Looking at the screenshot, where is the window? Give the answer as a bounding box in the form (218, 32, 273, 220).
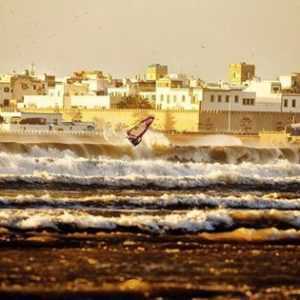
(21, 83, 28, 90)
(173, 95, 177, 102)
(152, 95, 156, 101)
(160, 94, 164, 101)
(242, 98, 255, 105)
(210, 95, 215, 102)
(218, 95, 222, 102)
(226, 95, 230, 103)
(284, 99, 288, 107)
(292, 99, 296, 108)
(3, 87, 10, 93)
(234, 95, 239, 103)
(192, 96, 196, 104)
(167, 95, 170, 103)
(33, 85, 36, 90)
(182, 95, 186, 102)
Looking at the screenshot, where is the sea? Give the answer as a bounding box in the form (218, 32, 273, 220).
(1, 131, 300, 299)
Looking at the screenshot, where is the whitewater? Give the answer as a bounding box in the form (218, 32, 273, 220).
(1, 132, 300, 241)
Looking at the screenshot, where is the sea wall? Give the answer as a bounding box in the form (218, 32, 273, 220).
(21, 108, 200, 132)
(20, 107, 300, 134)
(198, 111, 300, 134)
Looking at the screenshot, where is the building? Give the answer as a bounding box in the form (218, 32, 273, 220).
(107, 85, 137, 98)
(244, 80, 282, 112)
(156, 86, 202, 111)
(69, 95, 111, 109)
(229, 62, 255, 85)
(0, 76, 12, 107)
(20, 80, 65, 109)
(10, 72, 46, 104)
(201, 87, 256, 112)
(280, 73, 300, 93)
(157, 77, 184, 88)
(281, 93, 300, 113)
(146, 64, 168, 81)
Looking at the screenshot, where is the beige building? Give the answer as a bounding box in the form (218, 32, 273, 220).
(156, 87, 202, 111)
(280, 73, 300, 93)
(0, 76, 12, 107)
(146, 64, 168, 81)
(157, 77, 184, 88)
(229, 62, 255, 85)
(11, 73, 46, 105)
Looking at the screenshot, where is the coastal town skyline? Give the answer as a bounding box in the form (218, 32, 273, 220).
(1, 0, 300, 80)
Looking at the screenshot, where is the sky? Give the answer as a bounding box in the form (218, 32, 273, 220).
(0, 0, 300, 81)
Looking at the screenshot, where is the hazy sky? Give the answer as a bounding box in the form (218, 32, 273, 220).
(0, 0, 300, 80)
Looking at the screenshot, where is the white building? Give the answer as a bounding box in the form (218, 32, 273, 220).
(107, 85, 137, 97)
(82, 78, 109, 95)
(201, 88, 256, 112)
(279, 73, 300, 91)
(69, 95, 111, 109)
(139, 91, 156, 105)
(243, 80, 282, 112)
(201, 80, 300, 113)
(156, 87, 201, 110)
(281, 94, 300, 113)
(20, 81, 65, 109)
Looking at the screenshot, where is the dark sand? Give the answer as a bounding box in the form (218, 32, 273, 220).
(1, 232, 300, 299)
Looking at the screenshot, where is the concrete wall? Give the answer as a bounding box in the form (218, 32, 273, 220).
(21, 108, 199, 132)
(22, 95, 64, 108)
(70, 95, 111, 109)
(198, 111, 300, 134)
(20, 107, 300, 134)
(69, 109, 200, 132)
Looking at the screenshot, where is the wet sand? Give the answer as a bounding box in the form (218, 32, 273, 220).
(1, 232, 300, 299)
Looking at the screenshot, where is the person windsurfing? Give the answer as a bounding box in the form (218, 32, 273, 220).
(127, 116, 155, 146)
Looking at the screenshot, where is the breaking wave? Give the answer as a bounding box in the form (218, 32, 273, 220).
(0, 150, 299, 190)
(3, 192, 300, 210)
(0, 142, 299, 163)
(1, 138, 300, 243)
(2, 209, 300, 235)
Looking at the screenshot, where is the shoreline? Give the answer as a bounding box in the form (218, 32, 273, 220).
(0, 232, 300, 299)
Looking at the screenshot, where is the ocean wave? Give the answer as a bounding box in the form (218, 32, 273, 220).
(0, 149, 299, 180)
(0, 166, 300, 190)
(2, 209, 300, 234)
(199, 228, 300, 242)
(0, 142, 299, 164)
(2, 192, 300, 210)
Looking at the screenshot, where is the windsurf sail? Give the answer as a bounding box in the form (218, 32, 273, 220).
(127, 116, 155, 146)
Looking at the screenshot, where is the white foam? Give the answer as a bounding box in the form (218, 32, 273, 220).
(0, 209, 233, 233)
(2, 209, 300, 233)
(186, 134, 243, 146)
(4, 192, 300, 210)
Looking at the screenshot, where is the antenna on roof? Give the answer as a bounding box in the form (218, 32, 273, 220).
(31, 62, 36, 76)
